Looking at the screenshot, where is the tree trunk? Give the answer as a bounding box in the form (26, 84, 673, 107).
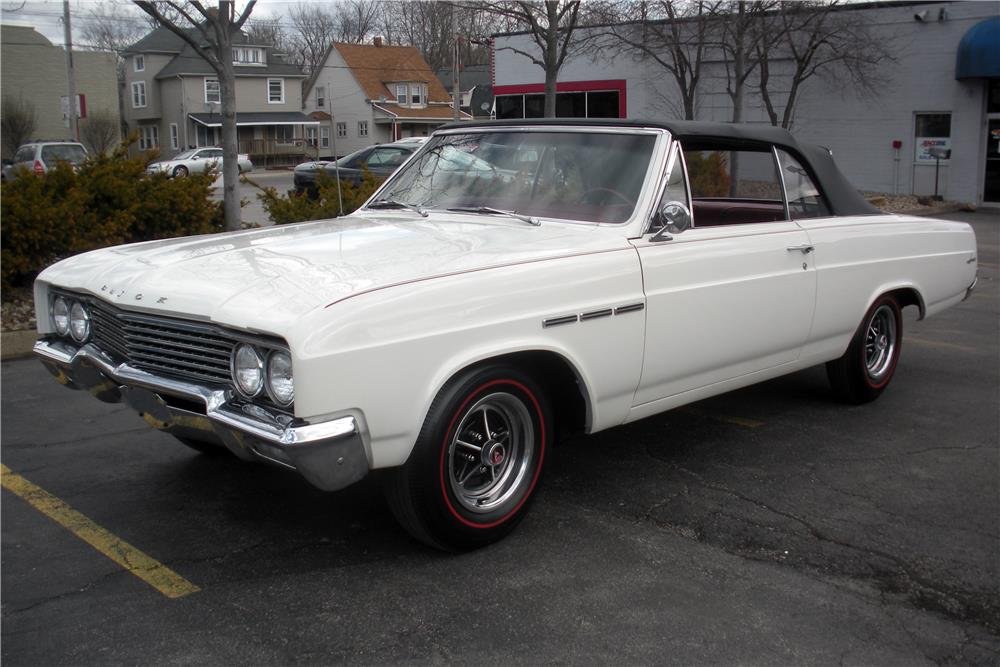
(220, 59, 242, 231)
(544, 0, 559, 118)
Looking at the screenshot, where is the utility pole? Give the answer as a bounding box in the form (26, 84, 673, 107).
(452, 2, 460, 121)
(63, 0, 79, 140)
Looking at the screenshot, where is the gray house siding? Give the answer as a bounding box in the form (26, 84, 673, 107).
(303, 47, 386, 157)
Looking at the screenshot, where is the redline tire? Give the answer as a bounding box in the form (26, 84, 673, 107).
(827, 294, 903, 404)
(382, 364, 551, 551)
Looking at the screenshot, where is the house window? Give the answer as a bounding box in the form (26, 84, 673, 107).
(204, 78, 221, 104)
(336, 122, 347, 138)
(274, 125, 293, 144)
(395, 83, 407, 104)
(268, 78, 284, 104)
(169, 123, 179, 150)
(320, 126, 330, 148)
(358, 120, 368, 137)
(306, 127, 317, 147)
(139, 125, 158, 150)
(134, 55, 144, 72)
(316, 86, 325, 108)
(410, 84, 423, 106)
(914, 113, 951, 162)
(233, 47, 264, 65)
(196, 124, 216, 147)
(131, 81, 146, 108)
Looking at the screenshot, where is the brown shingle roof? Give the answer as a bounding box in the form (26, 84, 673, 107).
(333, 42, 452, 104)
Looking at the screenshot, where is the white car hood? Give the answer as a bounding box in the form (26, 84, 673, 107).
(38, 213, 629, 335)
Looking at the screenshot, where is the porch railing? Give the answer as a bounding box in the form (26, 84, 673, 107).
(238, 138, 319, 169)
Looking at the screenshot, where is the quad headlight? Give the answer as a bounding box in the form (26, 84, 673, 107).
(232, 343, 265, 397)
(265, 350, 294, 406)
(50, 295, 90, 342)
(69, 301, 90, 342)
(231, 344, 294, 407)
(52, 296, 70, 336)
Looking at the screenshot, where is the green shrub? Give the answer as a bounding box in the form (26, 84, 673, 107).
(252, 169, 384, 225)
(1, 138, 223, 288)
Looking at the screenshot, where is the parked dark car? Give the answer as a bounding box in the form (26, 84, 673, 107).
(293, 143, 416, 195)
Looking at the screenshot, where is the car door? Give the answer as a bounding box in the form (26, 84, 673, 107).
(631, 141, 817, 408)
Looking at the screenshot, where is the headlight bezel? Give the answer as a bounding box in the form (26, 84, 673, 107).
(264, 349, 295, 407)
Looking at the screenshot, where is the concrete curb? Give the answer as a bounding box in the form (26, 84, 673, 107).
(1, 330, 37, 361)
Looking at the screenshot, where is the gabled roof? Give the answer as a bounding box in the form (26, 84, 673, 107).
(154, 41, 304, 78)
(372, 104, 472, 121)
(305, 42, 451, 104)
(125, 25, 192, 54)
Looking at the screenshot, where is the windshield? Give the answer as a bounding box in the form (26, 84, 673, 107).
(41, 144, 87, 164)
(379, 130, 657, 223)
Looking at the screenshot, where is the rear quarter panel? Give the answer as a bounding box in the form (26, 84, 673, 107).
(798, 214, 977, 363)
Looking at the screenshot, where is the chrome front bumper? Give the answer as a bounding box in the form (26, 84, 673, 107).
(34, 338, 370, 492)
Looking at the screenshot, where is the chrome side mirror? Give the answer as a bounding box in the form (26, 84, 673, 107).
(651, 201, 692, 242)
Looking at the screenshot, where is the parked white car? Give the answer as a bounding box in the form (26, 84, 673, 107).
(146, 147, 253, 178)
(33, 120, 978, 551)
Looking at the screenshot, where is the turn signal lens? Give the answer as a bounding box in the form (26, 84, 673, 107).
(232, 344, 264, 397)
(69, 301, 90, 342)
(53, 296, 70, 336)
(265, 350, 294, 406)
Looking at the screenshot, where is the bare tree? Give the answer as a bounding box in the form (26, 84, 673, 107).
(598, 1, 720, 120)
(287, 3, 338, 74)
(1, 96, 37, 158)
(79, 2, 149, 80)
(756, 1, 895, 129)
(246, 16, 287, 52)
(135, 0, 256, 231)
(80, 110, 121, 155)
(481, 1, 584, 118)
(333, 0, 381, 44)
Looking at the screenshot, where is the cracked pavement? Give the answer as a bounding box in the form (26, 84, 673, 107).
(2, 211, 998, 664)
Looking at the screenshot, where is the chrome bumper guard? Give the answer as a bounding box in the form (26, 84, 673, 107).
(34, 338, 369, 492)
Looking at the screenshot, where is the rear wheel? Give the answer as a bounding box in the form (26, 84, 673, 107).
(827, 294, 902, 404)
(382, 364, 551, 551)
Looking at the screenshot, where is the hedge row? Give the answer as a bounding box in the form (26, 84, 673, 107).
(1, 141, 224, 289)
(253, 170, 383, 225)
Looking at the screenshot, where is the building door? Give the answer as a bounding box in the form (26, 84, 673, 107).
(984, 81, 1000, 205)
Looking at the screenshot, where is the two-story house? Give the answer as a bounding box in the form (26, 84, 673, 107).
(302, 38, 470, 158)
(123, 26, 316, 165)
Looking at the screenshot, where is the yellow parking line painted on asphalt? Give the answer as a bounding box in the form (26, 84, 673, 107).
(0, 464, 200, 599)
(679, 407, 764, 429)
(906, 336, 977, 354)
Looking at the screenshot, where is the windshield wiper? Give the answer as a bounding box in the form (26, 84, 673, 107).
(367, 198, 428, 217)
(446, 206, 540, 226)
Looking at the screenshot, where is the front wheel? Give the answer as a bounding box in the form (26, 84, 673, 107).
(172, 165, 188, 178)
(382, 364, 552, 551)
(827, 294, 903, 404)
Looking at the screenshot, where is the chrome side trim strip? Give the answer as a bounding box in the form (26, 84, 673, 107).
(580, 308, 613, 321)
(543, 315, 579, 328)
(614, 303, 645, 315)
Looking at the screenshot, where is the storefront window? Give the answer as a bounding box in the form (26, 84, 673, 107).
(914, 113, 951, 162)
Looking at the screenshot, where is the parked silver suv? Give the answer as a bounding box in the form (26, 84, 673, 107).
(2, 141, 88, 181)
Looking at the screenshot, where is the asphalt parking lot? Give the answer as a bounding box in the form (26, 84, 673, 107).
(2, 211, 997, 665)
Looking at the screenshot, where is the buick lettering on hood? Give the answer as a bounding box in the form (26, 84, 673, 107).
(33, 120, 978, 551)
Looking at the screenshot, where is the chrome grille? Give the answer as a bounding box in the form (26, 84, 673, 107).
(87, 299, 235, 385)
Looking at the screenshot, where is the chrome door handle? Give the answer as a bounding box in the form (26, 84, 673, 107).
(787, 245, 814, 254)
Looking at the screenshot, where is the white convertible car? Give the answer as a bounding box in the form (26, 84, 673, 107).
(33, 120, 977, 551)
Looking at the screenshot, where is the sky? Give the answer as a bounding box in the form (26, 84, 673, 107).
(0, 0, 314, 47)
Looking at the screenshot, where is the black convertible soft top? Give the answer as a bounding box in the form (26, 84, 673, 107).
(436, 118, 879, 217)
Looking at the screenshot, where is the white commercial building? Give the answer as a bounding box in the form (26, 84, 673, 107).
(492, 2, 1000, 206)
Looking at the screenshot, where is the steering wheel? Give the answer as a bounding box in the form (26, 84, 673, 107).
(581, 187, 633, 207)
